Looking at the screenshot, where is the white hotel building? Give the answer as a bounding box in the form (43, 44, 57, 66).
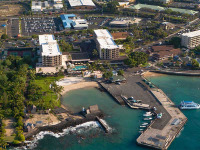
(181, 30, 200, 48)
(38, 34, 62, 67)
(94, 29, 119, 60)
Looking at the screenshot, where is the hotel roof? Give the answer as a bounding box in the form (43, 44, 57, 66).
(94, 29, 119, 49)
(182, 30, 200, 37)
(39, 34, 62, 56)
(68, 0, 95, 7)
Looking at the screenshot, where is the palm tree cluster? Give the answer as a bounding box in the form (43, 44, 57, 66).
(0, 56, 28, 144)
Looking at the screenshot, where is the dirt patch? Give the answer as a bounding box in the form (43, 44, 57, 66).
(24, 113, 60, 126)
(4, 119, 15, 137)
(0, 4, 25, 17)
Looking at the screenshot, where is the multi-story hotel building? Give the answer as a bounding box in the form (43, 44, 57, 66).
(181, 30, 200, 48)
(94, 29, 119, 60)
(39, 34, 62, 67)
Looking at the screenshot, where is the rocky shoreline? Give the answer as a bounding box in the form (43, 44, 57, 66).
(25, 112, 104, 141)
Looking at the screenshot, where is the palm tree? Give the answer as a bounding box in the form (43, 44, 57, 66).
(38, 68, 42, 73)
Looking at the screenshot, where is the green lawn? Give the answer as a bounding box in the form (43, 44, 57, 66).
(31, 76, 64, 108)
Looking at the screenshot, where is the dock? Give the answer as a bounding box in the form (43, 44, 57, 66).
(96, 116, 109, 133)
(137, 77, 187, 150)
(99, 82, 125, 105)
(98, 71, 187, 149)
(121, 95, 150, 109)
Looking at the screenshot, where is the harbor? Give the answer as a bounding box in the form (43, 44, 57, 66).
(99, 69, 187, 150)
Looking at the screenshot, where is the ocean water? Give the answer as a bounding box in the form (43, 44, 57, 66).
(147, 75, 200, 150)
(34, 88, 146, 150)
(33, 75, 200, 150)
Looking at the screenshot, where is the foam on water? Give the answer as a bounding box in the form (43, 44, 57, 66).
(14, 120, 112, 150)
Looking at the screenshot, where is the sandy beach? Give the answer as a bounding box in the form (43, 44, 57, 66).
(56, 77, 99, 95)
(143, 71, 165, 77)
(62, 81, 99, 95)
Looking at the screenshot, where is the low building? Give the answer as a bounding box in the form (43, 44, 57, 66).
(60, 14, 88, 29)
(130, 4, 198, 15)
(181, 30, 200, 48)
(151, 45, 181, 61)
(94, 29, 120, 60)
(31, 0, 63, 12)
(32, 1, 42, 12)
(110, 75, 126, 83)
(68, 0, 96, 9)
(24, 123, 35, 132)
(160, 0, 172, 4)
(38, 34, 62, 67)
(109, 18, 141, 27)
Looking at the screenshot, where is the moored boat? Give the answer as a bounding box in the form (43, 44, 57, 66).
(143, 112, 152, 117)
(142, 123, 148, 126)
(179, 101, 200, 109)
(144, 117, 152, 120)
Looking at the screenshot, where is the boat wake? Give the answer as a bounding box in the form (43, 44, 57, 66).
(14, 120, 112, 150)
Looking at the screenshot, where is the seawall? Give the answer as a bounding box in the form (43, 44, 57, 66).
(151, 70, 200, 76)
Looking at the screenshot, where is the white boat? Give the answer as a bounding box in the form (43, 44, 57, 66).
(142, 123, 148, 126)
(179, 101, 200, 109)
(143, 112, 152, 117)
(139, 129, 144, 131)
(144, 117, 152, 120)
(140, 126, 146, 128)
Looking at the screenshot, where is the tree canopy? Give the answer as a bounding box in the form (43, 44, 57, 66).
(124, 52, 149, 67)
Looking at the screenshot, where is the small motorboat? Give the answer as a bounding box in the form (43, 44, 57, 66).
(142, 123, 148, 126)
(139, 129, 144, 131)
(144, 117, 152, 120)
(140, 125, 146, 128)
(143, 112, 152, 117)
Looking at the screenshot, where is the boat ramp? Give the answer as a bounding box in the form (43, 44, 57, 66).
(121, 95, 150, 109)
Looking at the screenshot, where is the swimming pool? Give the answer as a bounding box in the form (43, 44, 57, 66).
(72, 65, 87, 71)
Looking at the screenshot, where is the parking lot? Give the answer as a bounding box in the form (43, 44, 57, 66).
(86, 17, 109, 29)
(21, 17, 61, 36)
(8, 18, 19, 37)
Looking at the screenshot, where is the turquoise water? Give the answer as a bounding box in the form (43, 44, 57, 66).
(147, 75, 200, 150)
(72, 65, 87, 71)
(35, 75, 200, 150)
(35, 88, 146, 150)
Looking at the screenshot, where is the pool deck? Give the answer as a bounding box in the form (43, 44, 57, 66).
(99, 71, 187, 149)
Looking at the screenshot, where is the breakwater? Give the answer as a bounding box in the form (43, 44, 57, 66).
(151, 70, 200, 76)
(25, 112, 104, 140)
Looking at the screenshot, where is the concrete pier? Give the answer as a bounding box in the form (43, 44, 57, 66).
(136, 77, 187, 150)
(98, 69, 187, 149)
(96, 116, 109, 133)
(99, 82, 125, 105)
